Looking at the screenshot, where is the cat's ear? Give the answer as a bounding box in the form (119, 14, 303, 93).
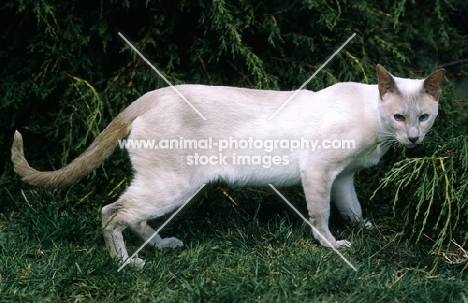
(376, 64, 396, 100)
(423, 69, 445, 101)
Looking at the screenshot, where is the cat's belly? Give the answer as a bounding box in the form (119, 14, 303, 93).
(210, 160, 303, 187)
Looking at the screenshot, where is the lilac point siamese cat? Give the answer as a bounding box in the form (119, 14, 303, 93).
(12, 65, 445, 268)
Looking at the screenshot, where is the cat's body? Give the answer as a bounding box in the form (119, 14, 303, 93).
(12, 65, 445, 268)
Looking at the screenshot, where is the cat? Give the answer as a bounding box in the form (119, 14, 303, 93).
(11, 65, 445, 268)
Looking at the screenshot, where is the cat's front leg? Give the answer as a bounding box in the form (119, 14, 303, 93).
(331, 171, 362, 223)
(331, 171, 372, 228)
(301, 168, 351, 248)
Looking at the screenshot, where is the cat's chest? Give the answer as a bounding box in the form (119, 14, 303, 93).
(344, 144, 389, 172)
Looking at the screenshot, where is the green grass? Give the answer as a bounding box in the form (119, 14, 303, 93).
(1, 185, 467, 302)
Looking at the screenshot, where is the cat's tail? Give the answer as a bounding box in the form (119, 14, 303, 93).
(11, 110, 135, 188)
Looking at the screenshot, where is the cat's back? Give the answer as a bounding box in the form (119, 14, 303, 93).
(130, 84, 317, 124)
(313, 82, 380, 121)
(127, 83, 379, 139)
(316, 82, 378, 104)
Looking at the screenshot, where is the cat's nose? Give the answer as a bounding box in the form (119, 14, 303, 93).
(408, 136, 419, 144)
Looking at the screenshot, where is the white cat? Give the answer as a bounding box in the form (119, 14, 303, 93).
(11, 65, 445, 268)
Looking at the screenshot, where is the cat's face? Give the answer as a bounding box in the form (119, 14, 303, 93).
(376, 65, 445, 147)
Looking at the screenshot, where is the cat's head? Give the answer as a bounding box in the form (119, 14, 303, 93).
(376, 64, 445, 147)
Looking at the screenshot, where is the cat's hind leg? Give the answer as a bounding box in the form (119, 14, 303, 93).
(102, 177, 198, 269)
(101, 199, 146, 269)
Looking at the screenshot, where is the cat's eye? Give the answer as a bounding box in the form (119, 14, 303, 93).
(394, 114, 405, 121)
(419, 114, 429, 122)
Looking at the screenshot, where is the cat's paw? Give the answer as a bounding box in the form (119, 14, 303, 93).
(131, 257, 146, 269)
(120, 257, 146, 270)
(364, 221, 373, 229)
(335, 240, 351, 248)
(155, 237, 184, 250)
(321, 239, 351, 248)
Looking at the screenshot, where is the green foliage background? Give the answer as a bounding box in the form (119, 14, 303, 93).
(1, 0, 468, 273)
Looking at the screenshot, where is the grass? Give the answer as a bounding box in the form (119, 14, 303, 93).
(1, 183, 467, 302)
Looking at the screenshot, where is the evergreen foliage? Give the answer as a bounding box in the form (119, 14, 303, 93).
(1, 0, 468, 275)
(372, 85, 468, 270)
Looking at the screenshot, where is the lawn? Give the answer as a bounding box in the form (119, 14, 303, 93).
(1, 183, 466, 302)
